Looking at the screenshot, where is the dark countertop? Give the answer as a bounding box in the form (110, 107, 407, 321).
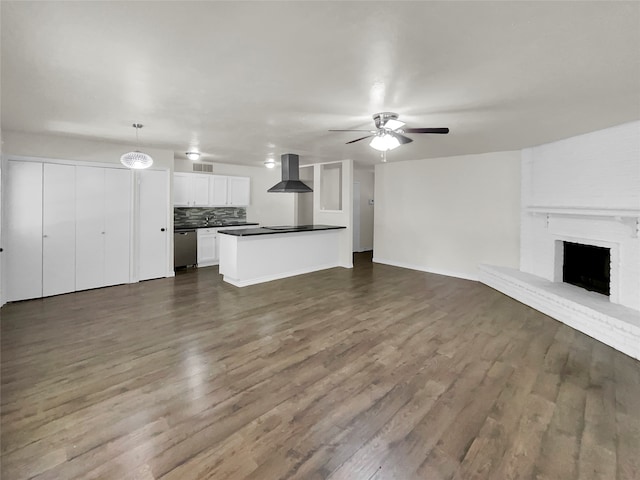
(218, 225, 346, 237)
(174, 222, 258, 233)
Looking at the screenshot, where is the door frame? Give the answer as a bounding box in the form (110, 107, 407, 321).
(353, 181, 361, 252)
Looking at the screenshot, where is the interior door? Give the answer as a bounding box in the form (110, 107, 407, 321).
(139, 169, 169, 280)
(76, 166, 105, 291)
(104, 168, 132, 286)
(6, 161, 43, 301)
(43, 163, 76, 297)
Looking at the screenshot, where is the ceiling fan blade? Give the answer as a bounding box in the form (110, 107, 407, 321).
(403, 127, 450, 134)
(388, 130, 413, 145)
(329, 129, 375, 132)
(346, 135, 374, 144)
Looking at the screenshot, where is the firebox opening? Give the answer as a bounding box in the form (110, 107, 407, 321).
(563, 242, 610, 296)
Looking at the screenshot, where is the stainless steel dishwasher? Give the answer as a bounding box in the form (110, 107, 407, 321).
(174, 229, 197, 268)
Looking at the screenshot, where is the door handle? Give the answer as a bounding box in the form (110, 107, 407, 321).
(161, 228, 166, 232)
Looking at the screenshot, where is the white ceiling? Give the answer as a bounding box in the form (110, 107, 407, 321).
(2, 1, 639, 168)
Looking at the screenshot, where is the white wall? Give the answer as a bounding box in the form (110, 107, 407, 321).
(2, 131, 174, 169)
(174, 159, 295, 226)
(354, 168, 375, 251)
(296, 166, 314, 225)
(374, 151, 521, 280)
(313, 159, 353, 268)
(521, 121, 640, 310)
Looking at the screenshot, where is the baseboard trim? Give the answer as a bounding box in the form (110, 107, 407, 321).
(223, 262, 342, 287)
(372, 257, 478, 281)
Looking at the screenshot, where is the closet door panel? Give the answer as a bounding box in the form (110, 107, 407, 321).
(104, 168, 132, 286)
(43, 163, 76, 297)
(6, 161, 43, 301)
(75, 166, 105, 291)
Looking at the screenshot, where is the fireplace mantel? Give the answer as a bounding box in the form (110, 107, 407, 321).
(525, 206, 640, 238)
(525, 206, 640, 218)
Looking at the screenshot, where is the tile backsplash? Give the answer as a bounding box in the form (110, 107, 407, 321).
(174, 207, 246, 228)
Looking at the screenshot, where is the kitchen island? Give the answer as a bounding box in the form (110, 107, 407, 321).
(218, 225, 346, 287)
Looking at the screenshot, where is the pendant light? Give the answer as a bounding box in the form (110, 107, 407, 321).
(120, 123, 153, 169)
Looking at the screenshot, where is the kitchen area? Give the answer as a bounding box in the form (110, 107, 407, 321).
(173, 154, 354, 286)
(1, 143, 355, 304)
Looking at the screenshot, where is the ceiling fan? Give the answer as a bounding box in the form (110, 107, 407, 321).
(329, 112, 449, 152)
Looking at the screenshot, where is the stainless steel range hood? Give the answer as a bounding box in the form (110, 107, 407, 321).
(267, 153, 313, 193)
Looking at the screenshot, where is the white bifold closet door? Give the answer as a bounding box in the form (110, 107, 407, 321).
(104, 168, 132, 286)
(76, 166, 131, 291)
(42, 163, 76, 297)
(76, 166, 105, 291)
(6, 161, 43, 301)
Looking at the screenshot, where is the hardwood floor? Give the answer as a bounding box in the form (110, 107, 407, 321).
(1, 253, 639, 480)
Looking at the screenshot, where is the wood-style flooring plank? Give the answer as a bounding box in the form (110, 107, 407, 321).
(1, 253, 638, 480)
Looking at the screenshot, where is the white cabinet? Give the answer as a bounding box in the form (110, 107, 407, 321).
(175, 173, 251, 207)
(228, 176, 251, 206)
(5, 161, 43, 301)
(173, 173, 191, 206)
(193, 176, 210, 206)
(173, 173, 211, 206)
(197, 228, 218, 267)
(43, 163, 76, 297)
(209, 175, 228, 206)
(76, 166, 131, 291)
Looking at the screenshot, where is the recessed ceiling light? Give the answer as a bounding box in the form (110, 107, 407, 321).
(264, 158, 276, 168)
(186, 151, 200, 161)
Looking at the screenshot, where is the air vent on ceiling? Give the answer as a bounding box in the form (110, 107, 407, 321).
(192, 163, 213, 173)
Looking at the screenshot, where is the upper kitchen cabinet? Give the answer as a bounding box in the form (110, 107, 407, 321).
(210, 175, 250, 206)
(174, 173, 251, 207)
(174, 173, 210, 207)
(209, 175, 228, 206)
(227, 176, 251, 206)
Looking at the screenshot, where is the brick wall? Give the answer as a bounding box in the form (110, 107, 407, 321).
(520, 121, 640, 310)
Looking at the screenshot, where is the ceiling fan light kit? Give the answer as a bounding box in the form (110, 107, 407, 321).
(120, 123, 154, 169)
(370, 133, 400, 151)
(329, 112, 449, 156)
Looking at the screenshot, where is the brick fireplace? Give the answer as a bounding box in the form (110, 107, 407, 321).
(480, 121, 640, 359)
